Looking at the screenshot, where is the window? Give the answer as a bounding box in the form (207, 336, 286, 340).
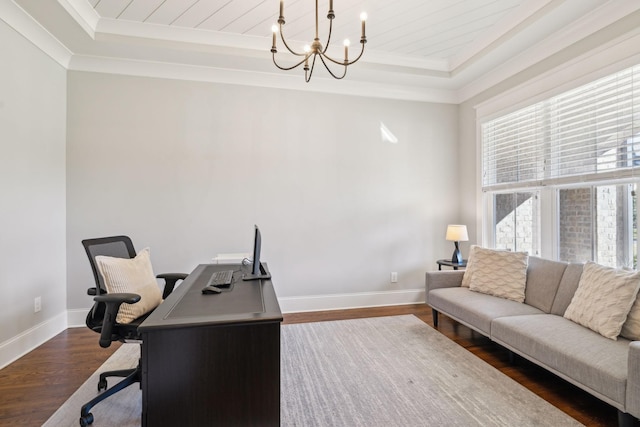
(493, 192, 539, 254)
(558, 184, 636, 268)
(481, 64, 640, 267)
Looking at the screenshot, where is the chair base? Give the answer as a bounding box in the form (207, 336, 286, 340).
(79, 361, 141, 426)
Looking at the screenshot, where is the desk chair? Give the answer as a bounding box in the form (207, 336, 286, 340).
(79, 236, 187, 427)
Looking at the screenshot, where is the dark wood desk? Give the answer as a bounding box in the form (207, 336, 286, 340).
(139, 263, 282, 427)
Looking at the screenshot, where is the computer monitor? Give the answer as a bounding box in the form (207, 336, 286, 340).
(243, 225, 271, 281)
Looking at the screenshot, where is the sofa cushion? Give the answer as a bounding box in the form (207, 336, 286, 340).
(524, 256, 568, 313)
(491, 314, 630, 408)
(550, 263, 584, 316)
(428, 287, 544, 336)
(564, 262, 640, 340)
(467, 247, 529, 303)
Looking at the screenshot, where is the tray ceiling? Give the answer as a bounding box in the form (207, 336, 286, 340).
(6, 0, 640, 102)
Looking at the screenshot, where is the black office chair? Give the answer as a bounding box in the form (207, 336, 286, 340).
(79, 236, 187, 427)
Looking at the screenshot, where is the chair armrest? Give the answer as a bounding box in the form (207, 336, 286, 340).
(425, 271, 464, 304)
(94, 293, 141, 305)
(627, 341, 640, 417)
(93, 293, 141, 348)
(157, 273, 188, 299)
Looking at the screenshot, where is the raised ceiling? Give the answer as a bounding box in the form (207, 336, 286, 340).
(5, 0, 640, 102)
(86, 0, 522, 61)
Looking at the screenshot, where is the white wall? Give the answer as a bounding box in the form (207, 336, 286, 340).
(66, 72, 459, 312)
(0, 20, 67, 365)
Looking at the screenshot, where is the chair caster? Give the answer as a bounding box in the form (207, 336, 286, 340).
(79, 412, 94, 426)
(97, 378, 107, 391)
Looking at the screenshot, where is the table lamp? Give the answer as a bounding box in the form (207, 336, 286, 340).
(446, 224, 468, 264)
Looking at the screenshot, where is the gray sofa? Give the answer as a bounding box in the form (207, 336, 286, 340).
(425, 256, 640, 426)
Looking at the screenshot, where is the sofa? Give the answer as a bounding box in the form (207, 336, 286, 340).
(425, 251, 640, 427)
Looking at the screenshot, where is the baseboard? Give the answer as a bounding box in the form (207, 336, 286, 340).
(278, 288, 426, 313)
(0, 311, 68, 370)
(67, 308, 90, 328)
(0, 291, 425, 369)
(67, 291, 427, 320)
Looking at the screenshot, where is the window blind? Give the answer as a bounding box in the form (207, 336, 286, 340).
(482, 64, 640, 190)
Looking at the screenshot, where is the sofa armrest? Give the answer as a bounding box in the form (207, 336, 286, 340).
(626, 341, 640, 417)
(425, 270, 464, 304)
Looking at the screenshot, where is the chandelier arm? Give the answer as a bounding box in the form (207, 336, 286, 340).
(279, 24, 306, 57)
(319, 38, 366, 67)
(305, 54, 318, 83)
(318, 54, 347, 80)
(319, 51, 348, 67)
(272, 53, 309, 71)
(344, 42, 366, 65)
(322, 17, 333, 55)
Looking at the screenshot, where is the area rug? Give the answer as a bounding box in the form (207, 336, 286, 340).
(44, 315, 582, 426)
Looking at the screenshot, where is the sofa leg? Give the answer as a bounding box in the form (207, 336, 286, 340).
(432, 309, 439, 327)
(618, 410, 640, 427)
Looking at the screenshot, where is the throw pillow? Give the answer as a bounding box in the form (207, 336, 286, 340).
(621, 297, 640, 340)
(564, 261, 640, 340)
(95, 247, 162, 324)
(467, 247, 528, 302)
(461, 245, 478, 287)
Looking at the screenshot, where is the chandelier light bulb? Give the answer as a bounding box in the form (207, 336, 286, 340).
(360, 12, 368, 21)
(343, 39, 350, 62)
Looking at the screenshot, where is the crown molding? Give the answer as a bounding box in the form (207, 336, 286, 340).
(56, 0, 98, 39)
(457, 1, 640, 103)
(7, 0, 640, 105)
(474, 31, 640, 120)
(68, 54, 458, 103)
(2, 0, 72, 68)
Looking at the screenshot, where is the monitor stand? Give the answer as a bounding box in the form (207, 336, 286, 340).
(242, 263, 271, 281)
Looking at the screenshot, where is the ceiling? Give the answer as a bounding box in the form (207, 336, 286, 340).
(5, 0, 640, 102)
(85, 0, 522, 61)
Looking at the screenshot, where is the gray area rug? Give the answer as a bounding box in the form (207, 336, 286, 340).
(44, 315, 582, 426)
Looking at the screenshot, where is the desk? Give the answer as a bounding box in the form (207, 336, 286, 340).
(139, 263, 282, 427)
(436, 259, 467, 270)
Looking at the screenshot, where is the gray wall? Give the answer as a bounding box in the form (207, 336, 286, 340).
(0, 20, 67, 345)
(66, 72, 459, 310)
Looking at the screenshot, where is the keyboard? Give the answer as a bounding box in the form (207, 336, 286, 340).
(209, 269, 234, 287)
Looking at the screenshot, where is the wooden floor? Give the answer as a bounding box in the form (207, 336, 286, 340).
(0, 304, 617, 426)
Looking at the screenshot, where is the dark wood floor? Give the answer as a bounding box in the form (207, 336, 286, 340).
(0, 304, 617, 426)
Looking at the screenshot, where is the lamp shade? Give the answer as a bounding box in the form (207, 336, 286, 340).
(446, 225, 468, 242)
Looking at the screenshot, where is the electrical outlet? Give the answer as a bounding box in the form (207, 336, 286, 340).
(391, 272, 398, 283)
(34, 296, 41, 313)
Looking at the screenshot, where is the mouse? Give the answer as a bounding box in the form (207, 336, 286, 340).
(202, 285, 222, 294)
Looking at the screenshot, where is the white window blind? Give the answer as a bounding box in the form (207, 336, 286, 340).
(482, 64, 640, 190)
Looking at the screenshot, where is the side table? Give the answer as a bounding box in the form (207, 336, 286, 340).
(436, 259, 467, 270)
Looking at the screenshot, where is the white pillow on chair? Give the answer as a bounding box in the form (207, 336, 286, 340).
(95, 247, 162, 324)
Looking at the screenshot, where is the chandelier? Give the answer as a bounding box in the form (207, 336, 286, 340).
(271, 0, 367, 82)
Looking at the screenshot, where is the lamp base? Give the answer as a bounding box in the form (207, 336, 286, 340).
(451, 241, 463, 264)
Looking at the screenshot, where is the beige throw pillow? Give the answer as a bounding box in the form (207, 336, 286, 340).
(621, 298, 640, 340)
(95, 247, 162, 324)
(564, 262, 640, 340)
(467, 247, 528, 302)
(461, 245, 478, 287)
